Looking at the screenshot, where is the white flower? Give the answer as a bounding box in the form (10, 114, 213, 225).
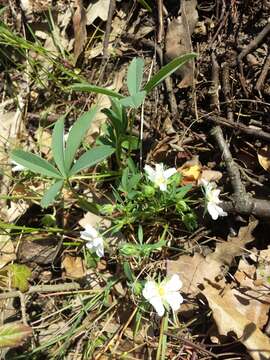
(144, 163, 177, 191)
(11, 160, 25, 172)
(201, 179, 227, 220)
(142, 274, 183, 316)
(80, 224, 104, 257)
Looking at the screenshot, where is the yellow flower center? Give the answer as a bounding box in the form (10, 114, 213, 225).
(158, 285, 165, 297)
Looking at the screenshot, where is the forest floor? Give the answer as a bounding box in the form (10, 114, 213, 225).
(0, 0, 270, 359)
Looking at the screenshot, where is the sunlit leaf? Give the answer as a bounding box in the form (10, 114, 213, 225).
(127, 58, 144, 96)
(68, 83, 123, 99)
(40, 180, 64, 208)
(69, 145, 115, 175)
(52, 116, 66, 177)
(9, 264, 32, 292)
(11, 150, 62, 179)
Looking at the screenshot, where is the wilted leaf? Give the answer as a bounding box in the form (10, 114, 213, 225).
(258, 145, 270, 172)
(164, 0, 198, 88)
(0, 235, 16, 270)
(167, 219, 258, 295)
(86, 0, 110, 24)
(9, 264, 32, 292)
(62, 255, 85, 279)
(203, 284, 270, 360)
(73, 0, 87, 64)
(178, 157, 201, 185)
(0, 323, 32, 348)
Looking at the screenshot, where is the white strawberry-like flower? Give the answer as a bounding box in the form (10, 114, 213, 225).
(201, 179, 227, 220)
(80, 224, 104, 257)
(144, 163, 177, 192)
(142, 274, 183, 316)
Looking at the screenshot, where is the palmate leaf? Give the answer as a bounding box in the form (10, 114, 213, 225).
(64, 106, 98, 172)
(69, 145, 115, 176)
(68, 83, 124, 99)
(0, 323, 32, 349)
(40, 180, 64, 208)
(52, 116, 66, 177)
(11, 149, 62, 179)
(127, 58, 145, 96)
(144, 53, 197, 93)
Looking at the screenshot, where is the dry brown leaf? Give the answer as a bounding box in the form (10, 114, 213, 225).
(258, 146, 270, 172)
(62, 255, 85, 279)
(0, 235, 16, 270)
(73, 0, 87, 64)
(165, 0, 198, 88)
(203, 284, 270, 360)
(178, 157, 202, 185)
(226, 260, 270, 329)
(199, 169, 223, 184)
(167, 219, 258, 295)
(86, 0, 110, 24)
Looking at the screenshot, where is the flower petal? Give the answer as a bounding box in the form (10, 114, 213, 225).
(165, 292, 183, 312)
(84, 224, 99, 237)
(155, 163, 164, 173)
(164, 168, 177, 179)
(144, 165, 156, 182)
(149, 295, 165, 316)
(207, 203, 220, 220)
(143, 281, 159, 300)
(159, 182, 167, 192)
(95, 242, 104, 257)
(80, 230, 92, 241)
(164, 274, 182, 292)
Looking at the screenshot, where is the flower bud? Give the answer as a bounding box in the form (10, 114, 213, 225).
(143, 185, 155, 197)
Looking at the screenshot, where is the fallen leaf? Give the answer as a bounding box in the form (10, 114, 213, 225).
(178, 157, 201, 185)
(258, 145, 270, 172)
(165, 0, 198, 88)
(62, 255, 85, 279)
(0, 235, 16, 270)
(86, 0, 110, 24)
(225, 260, 270, 329)
(167, 219, 258, 295)
(199, 169, 223, 184)
(9, 264, 32, 292)
(0, 322, 32, 348)
(73, 0, 87, 64)
(203, 284, 270, 360)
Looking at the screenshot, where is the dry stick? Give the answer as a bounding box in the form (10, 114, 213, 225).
(221, 62, 234, 122)
(0, 282, 81, 300)
(255, 52, 270, 91)
(201, 112, 270, 142)
(210, 54, 270, 217)
(238, 22, 270, 62)
(157, 0, 164, 43)
(102, 0, 116, 60)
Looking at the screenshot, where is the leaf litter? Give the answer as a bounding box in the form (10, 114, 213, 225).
(1, 1, 270, 359)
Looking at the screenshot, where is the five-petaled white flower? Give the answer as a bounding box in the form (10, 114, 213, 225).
(201, 179, 227, 220)
(144, 163, 177, 192)
(142, 274, 183, 317)
(80, 224, 104, 257)
(11, 160, 25, 172)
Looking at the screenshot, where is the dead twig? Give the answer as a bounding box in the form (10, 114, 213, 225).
(255, 52, 270, 92)
(157, 0, 164, 43)
(221, 62, 234, 122)
(238, 22, 270, 62)
(102, 0, 116, 60)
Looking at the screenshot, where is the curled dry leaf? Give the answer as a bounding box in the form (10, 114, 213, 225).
(62, 255, 85, 279)
(167, 219, 258, 295)
(203, 284, 270, 360)
(258, 145, 270, 172)
(165, 0, 198, 88)
(73, 0, 87, 64)
(0, 235, 16, 270)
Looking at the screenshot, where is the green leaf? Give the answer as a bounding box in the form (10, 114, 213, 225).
(119, 91, 146, 108)
(40, 180, 64, 208)
(9, 264, 32, 292)
(69, 145, 115, 175)
(52, 116, 66, 177)
(144, 53, 197, 93)
(11, 149, 62, 179)
(65, 107, 98, 172)
(127, 58, 144, 96)
(0, 323, 32, 348)
(68, 83, 124, 99)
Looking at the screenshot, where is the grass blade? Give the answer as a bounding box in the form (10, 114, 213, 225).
(52, 116, 66, 177)
(40, 180, 64, 208)
(11, 149, 62, 179)
(64, 106, 98, 172)
(144, 53, 197, 93)
(68, 83, 124, 99)
(127, 58, 144, 96)
(69, 145, 115, 175)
